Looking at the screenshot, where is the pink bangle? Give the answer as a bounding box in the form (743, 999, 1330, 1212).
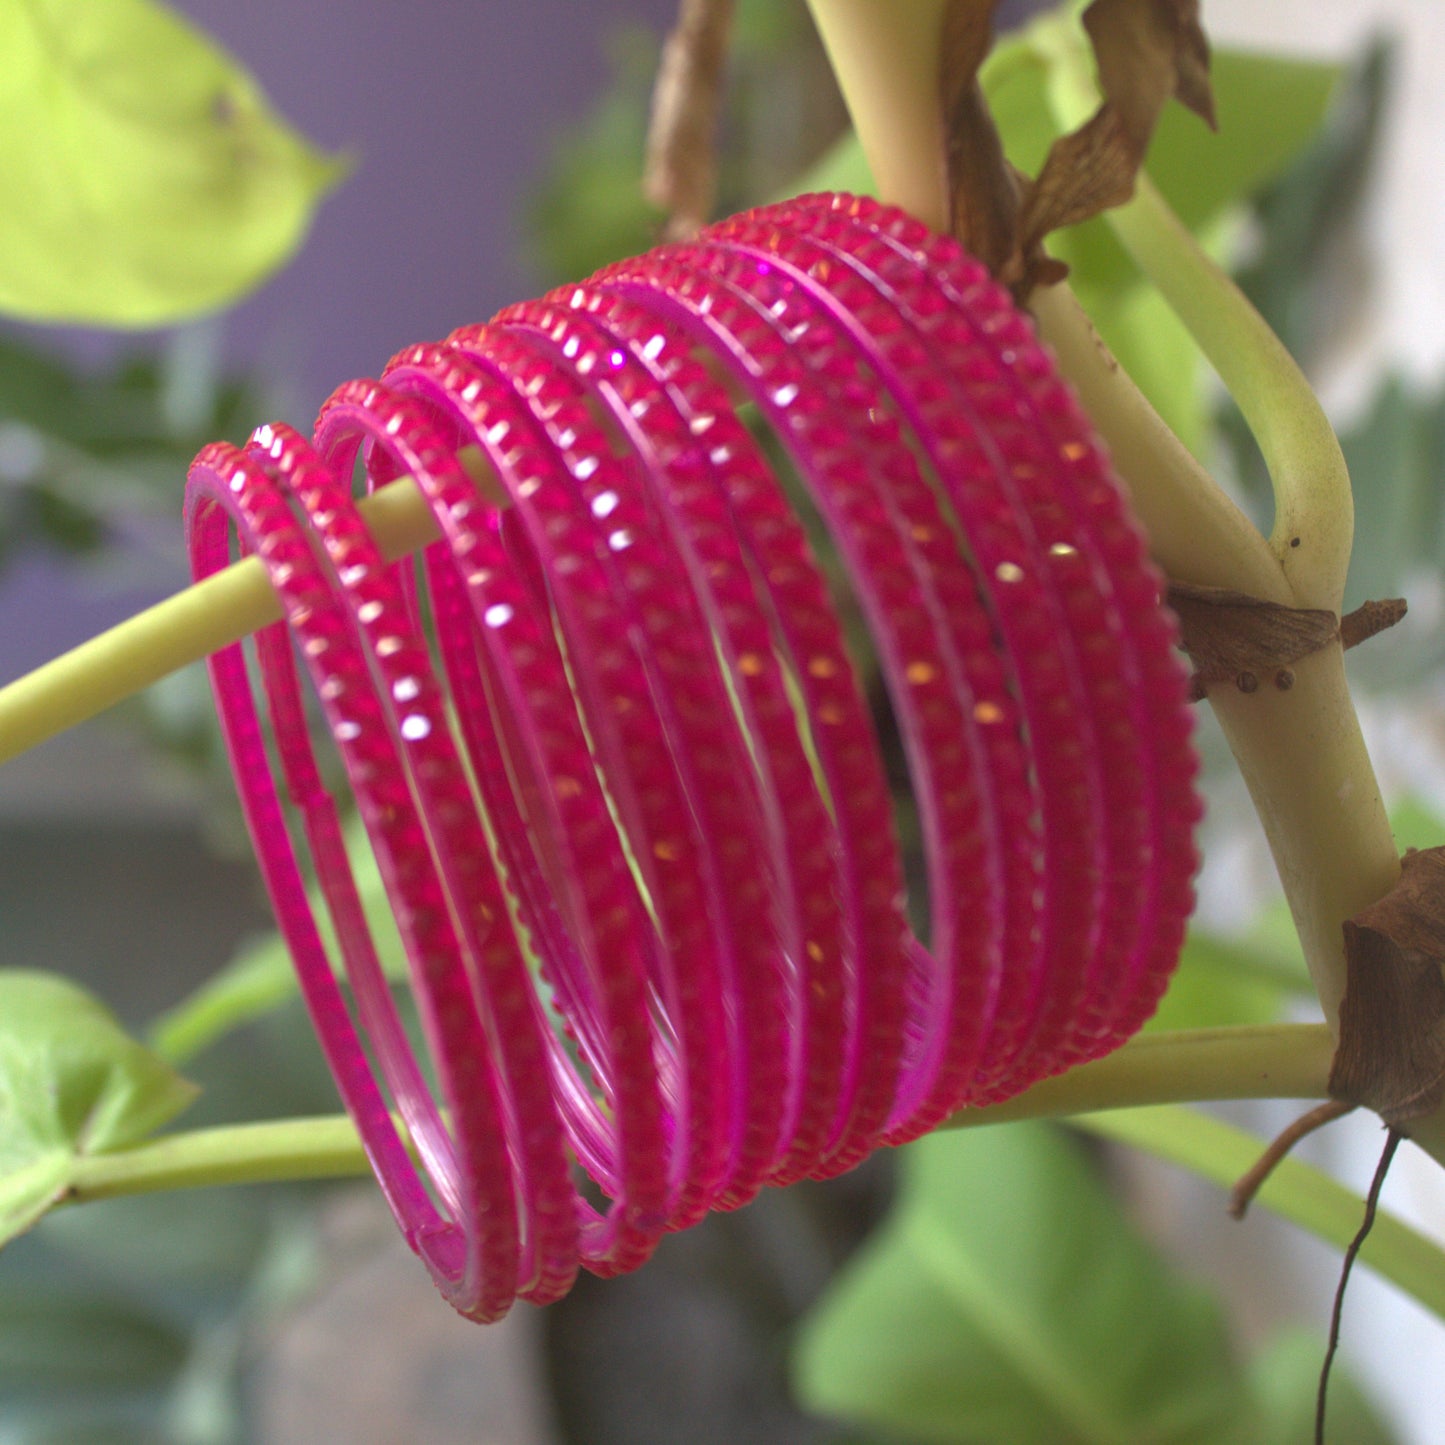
(187, 191, 1200, 1320)
(490, 293, 902, 1186)
(314, 381, 675, 1279)
(759, 195, 1198, 1074)
(583, 240, 1034, 1139)
(184, 442, 492, 1307)
(699, 197, 1186, 1102)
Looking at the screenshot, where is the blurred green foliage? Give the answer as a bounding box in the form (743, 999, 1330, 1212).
(795, 1125, 1396, 1445)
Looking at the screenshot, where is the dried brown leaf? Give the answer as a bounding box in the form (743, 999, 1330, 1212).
(940, 0, 1018, 278)
(1083, 0, 1214, 137)
(1340, 597, 1408, 651)
(1017, 0, 1216, 298)
(1021, 107, 1138, 240)
(1331, 847, 1445, 1126)
(1169, 587, 1407, 698)
(644, 0, 736, 241)
(1168, 582, 1339, 692)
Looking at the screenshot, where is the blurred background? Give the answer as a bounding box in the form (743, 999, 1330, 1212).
(3, 1, 1445, 1442)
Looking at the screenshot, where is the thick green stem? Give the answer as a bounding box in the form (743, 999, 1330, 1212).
(941, 1024, 1332, 1127)
(66, 1026, 1328, 1203)
(66, 1114, 372, 1202)
(805, 0, 951, 232)
(1207, 650, 1398, 1029)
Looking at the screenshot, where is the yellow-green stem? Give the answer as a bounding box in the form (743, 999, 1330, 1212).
(1036, 18, 1354, 611)
(1207, 650, 1398, 1029)
(66, 1114, 372, 1202)
(1028, 282, 1289, 600)
(1107, 175, 1353, 611)
(64, 1026, 1329, 1203)
(805, 0, 951, 232)
(0, 466, 452, 766)
(940, 1023, 1333, 1127)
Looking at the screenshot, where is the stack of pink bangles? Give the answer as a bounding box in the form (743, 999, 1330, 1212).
(185, 192, 1200, 1321)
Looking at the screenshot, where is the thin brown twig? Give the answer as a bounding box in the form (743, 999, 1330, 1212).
(1228, 1099, 1355, 1219)
(1316, 1127, 1402, 1444)
(1340, 596, 1408, 651)
(644, 0, 736, 240)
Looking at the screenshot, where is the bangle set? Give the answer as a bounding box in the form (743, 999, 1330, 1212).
(185, 192, 1200, 1321)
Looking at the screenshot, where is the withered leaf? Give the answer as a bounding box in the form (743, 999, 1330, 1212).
(1340, 597, 1408, 651)
(644, 0, 736, 241)
(940, 0, 1019, 279)
(1169, 586, 1407, 698)
(1016, 0, 1216, 288)
(1331, 847, 1445, 1126)
(938, 0, 1217, 299)
(1083, 0, 1215, 137)
(1021, 106, 1138, 237)
(1167, 581, 1339, 691)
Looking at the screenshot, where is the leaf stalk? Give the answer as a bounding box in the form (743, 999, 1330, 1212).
(69, 1025, 1331, 1202)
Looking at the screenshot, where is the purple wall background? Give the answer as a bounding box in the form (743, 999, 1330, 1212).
(0, 1, 676, 689)
(172, 0, 677, 406)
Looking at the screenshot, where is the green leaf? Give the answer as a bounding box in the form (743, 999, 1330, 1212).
(0, 0, 346, 327)
(1077, 1107, 1445, 1324)
(794, 1125, 1255, 1444)
(0, 971, 197, 1248)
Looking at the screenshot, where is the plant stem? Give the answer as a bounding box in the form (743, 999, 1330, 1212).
(1034, 19, 1353, 612)
(1028, 282, 1290, 600)
(1207, 651, 1398, 1029)
(940, 1023, 1333, 1128)
(65, 1025, 1330, 1202)
(66, 1114, 372, 1202)
(0, 465, 458, 766)
(805, 0, 951, 232)
(1107, 175, 1353, 611)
